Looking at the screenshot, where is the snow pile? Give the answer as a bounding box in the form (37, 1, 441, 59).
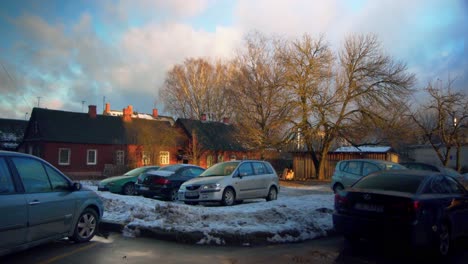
(84, 184, 335, 245)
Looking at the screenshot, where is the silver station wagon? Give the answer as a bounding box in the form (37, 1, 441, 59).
(0, 151, 104, 256)
(178, 160, 279, 206)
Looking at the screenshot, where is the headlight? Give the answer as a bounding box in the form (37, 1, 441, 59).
(202, 183, 221, 190)
(179, 185, 186, 191)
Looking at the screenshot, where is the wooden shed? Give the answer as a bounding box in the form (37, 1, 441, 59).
(291, 146, 399, 181)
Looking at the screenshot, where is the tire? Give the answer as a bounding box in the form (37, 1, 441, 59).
(70, 208, 99, 243)
(221, 188, 235, 206)
(166, 188, 179, 202)
(122, 183, 135, 195)
(333, 183, 344, 193)
(266, 186, 278, 201)
(437, 223, 451, 257)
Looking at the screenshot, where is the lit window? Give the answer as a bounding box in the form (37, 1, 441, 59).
(160, 151, 170, 165)
(217, 154, 224, 163)
(87, 149, 97, 165)
(58, 148, 70, 165)
(207, 155, 214, 167)
(116, 150, 125, 165)
(142, 151, 151, 166)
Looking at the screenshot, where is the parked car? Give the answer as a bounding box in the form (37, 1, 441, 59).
(333, 170, 468, 256)
(400, 162, 465, 186)
(135, 164, 205, 201)
(0, 151, 104, 257)
(330, 159, 407, 193)
(178, 160, 280, 206)
(98, 165, 160, 195)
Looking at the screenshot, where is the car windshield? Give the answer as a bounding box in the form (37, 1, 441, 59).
(353, 173, 424, 194)
(199, 161, 240, 177)
(124, 167, 152, 177)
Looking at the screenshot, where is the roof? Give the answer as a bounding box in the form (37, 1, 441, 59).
(0, 118, 28, 150)
(176, 118, 247, 152)
(334, 146, 393, 153)
(24, 107, 177, 145)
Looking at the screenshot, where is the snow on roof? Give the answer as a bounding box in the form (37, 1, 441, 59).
(334, 146, 392, 153)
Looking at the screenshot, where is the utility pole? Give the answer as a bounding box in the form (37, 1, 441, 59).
(37, 97, 41, 107)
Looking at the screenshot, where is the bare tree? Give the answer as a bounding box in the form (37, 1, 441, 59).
(159, 58, 233, 121)
(411, 79, 468, 170)
(228, 32, 291, 158)
(284, 34, 415, 180)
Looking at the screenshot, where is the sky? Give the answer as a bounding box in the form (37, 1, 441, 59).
(0, 0, 466, 120)
(83, 181, 335, 244)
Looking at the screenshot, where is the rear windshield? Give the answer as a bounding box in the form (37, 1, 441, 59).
(353, 173, 424, 194)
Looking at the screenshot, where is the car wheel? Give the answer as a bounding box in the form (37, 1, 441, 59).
(70, 208, 98, 243)
(333, 183, 344, 193)
(167, 188, 179, 202)
(437, 223, 451, 256)
(122, 183, 135, 195)
(221, 188, 235, 206)
(266, 186, 278, 201)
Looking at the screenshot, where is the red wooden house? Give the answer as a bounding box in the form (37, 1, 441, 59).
(19, 105, 184, 179)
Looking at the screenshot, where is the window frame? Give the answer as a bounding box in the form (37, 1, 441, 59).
(58, 148, 71, 165)
(159, 151, 170, 165)
(115, 150, 125, 165)
(86, 149, 97, 165)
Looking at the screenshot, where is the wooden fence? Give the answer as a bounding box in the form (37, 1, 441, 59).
(291, 152, 399, 181)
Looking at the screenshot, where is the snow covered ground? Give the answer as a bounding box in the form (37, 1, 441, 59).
(82, 182, 335, 245)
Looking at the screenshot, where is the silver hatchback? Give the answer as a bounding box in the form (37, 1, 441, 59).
(178, 160, 279, 206)
(0, 151, 104, 256)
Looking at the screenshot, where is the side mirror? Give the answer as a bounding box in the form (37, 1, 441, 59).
(72, 182, 82, 191)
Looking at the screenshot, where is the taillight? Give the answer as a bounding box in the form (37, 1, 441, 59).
(153, 177, 170, 185)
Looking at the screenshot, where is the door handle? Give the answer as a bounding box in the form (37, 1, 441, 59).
(29, 200, 41, 205)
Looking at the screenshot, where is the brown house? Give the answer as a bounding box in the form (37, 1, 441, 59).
(175, 118, 261, 168)
(19, 105, 184, 180)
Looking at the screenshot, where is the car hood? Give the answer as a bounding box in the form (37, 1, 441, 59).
(99, 175, 135, 184)
(183, 176, 226, 186)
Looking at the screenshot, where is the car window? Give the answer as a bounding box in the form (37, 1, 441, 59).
(190, 168, 204, 177)
(264, 162, 274, 174)
(252, 162, 266, 175)
(0, 158, 15, 194)
(342, 161, 361, 175)
(12, 157, 52, 193)
(362, 162, 380, 176)
(45, 165, 70, 191)
(238, 163, 254, 176)
(444, 176, 465, 194)
(429, 176, 450, 194)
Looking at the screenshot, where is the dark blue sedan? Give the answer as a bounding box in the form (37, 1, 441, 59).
(333, 170, 468, 257)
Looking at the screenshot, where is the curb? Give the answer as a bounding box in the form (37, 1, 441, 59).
(99, 220, 337, 246)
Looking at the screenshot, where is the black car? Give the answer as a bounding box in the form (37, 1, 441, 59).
(400, 162, 465, 186)
(135, 164, 205, 201)
(333, 170, 468, 257)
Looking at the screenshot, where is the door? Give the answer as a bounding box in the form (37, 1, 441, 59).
(251, 162, 270, 197)
(11, 157, 77, 242)
(0, 157, 28, 251)
(234, 162, 257, 199)
(341, 161, 363, 187)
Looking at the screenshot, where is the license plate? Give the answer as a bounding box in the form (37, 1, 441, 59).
(185, 191, 198, 197)
(354, 203, 384, 213)
(139, 186, 149, 191)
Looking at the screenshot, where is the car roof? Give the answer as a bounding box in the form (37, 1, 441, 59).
(373, 169, 442, 178)
(0, 150, 32, 158)
(339, 159, 398, 164)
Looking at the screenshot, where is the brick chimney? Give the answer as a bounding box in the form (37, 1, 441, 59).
(201, 113, 207, 121)
(223, 117, 230, 124)
(88, 105, 97, 118)
(104, 103, 110, 114)
(152, 108, 158, 118)
(122, 105, 133, 122)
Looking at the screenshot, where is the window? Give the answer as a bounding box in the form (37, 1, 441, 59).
(238, 163, 254, 176)
(12, 157, 52, 193)
(116, 150, 125, 165)
(217, 154, 224, 163)
(142, 151, 151, 166)
(45, 165, 70, 191)
(253, 162, 266, 175)
(159, 151, 170, 165)
(207, 155, 214, 167)
(87, 149, 97, 165)
(58, 148, 70, 165)
(0, 158, 15, 194)
(444, 176, 465, 194)
(362, 162, 380, 176)
(342, 161, 361, 175)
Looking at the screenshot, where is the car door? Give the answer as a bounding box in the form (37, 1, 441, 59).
(443, 176, 468, 236)
(11, 157, 77, 242)
(0, 157, 28, 251)
(252, 162, 270, 197)
(341, 161, 363, 187)
(234, 162, 257, 199)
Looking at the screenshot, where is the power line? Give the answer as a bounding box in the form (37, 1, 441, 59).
(1, 61, 32, 109)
